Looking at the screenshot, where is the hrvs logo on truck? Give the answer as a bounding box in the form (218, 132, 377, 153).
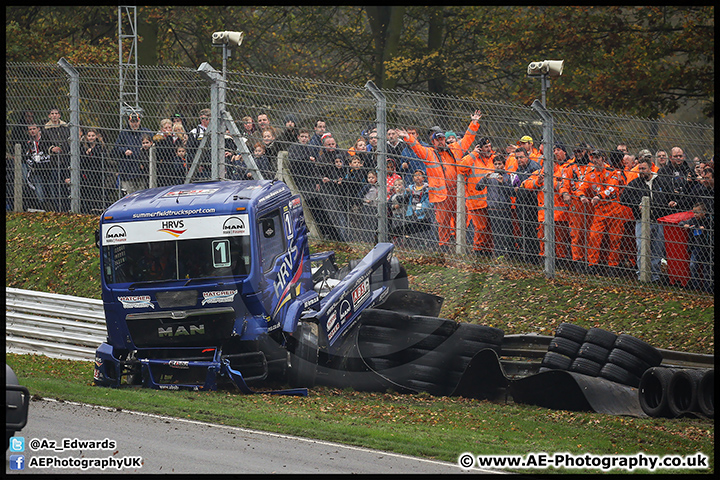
(158, 220, 186, 238)
(158, 324, 205, 337)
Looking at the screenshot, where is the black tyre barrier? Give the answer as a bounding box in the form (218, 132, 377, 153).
(697, 369, 714, 419)
(359, 308, 410, 329)
(410, 315, 458, 337)
(570, 357, 603, 377)
(554, 323, 588, 344)
(613, 334, 663, 368)
(606, 348, 652, 378)
(541, 351, 573, 371)
(639, 367, 679, 418)
(548, 336, 582, 357)
(584, 328, 618, 350)
(600, 362, 641, 388)
(455, 322, 504, 346)
(577, 342, 610, 364)
(667, 369, 707, 418)
(288, 323, 319, 388)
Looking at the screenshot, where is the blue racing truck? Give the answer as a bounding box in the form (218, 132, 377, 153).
(93, 180, 484, 395)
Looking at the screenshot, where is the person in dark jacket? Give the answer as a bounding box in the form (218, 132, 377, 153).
(678, 202, 713, 292)
(112, 112, 152, 195)
(478, 154, 518, 258)
(619, 157, 664, 282)
(511, 147, 542, 263)
(655, 146, 694, 215)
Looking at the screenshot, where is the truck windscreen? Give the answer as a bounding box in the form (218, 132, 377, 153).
(102, 236, 251, 284)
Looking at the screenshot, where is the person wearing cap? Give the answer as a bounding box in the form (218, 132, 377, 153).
(445, 131, 458, 146)
(519, 135, 543, 165)
(510, 147, 543, 263)
(457, 137, 495, 255)
(396, 110, 483, 250)
(575, 149, 626, 276)
(112, 111, 152, 195)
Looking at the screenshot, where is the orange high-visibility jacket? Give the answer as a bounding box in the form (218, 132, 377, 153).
(458, 150, 494, 210)
(575, 164, 625, 215)
(406, 120, 480, 203)
(520, 162, 572, 222)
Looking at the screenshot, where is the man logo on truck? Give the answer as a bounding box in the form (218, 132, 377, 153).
(105, 225, 127, 242)
(222, 216, 247, 234)
(158, 324, 205, 337)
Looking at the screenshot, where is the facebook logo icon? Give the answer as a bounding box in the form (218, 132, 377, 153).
(9, 455, 25, 470)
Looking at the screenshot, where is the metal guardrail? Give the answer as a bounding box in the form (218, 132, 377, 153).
(6, 288, 107, 361)
(501, 334, 714, 370)
(5, 288, 714, 369)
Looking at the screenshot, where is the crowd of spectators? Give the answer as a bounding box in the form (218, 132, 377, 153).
(7, 107, 714, 292)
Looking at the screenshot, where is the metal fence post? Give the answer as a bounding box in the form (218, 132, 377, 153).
(14, 144, 23, 212)
(532, 100, 555, 278)
(148, 145, 157, 189)
(58, 58, 80, 213)
(456, 175, 467, 255)
(365, 81, 388, 243)
(639, 196, 651, 283)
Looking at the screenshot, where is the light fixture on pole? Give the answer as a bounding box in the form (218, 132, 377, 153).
(527, 60, 564, 107)
(212, 31, 244, 81)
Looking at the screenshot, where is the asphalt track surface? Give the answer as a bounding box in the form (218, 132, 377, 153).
(6, 398, 499, 474)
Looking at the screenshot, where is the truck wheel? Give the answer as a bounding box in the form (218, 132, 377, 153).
(288, 323, 319, 388)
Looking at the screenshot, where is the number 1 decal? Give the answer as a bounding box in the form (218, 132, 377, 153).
(212, 239, 231, 267)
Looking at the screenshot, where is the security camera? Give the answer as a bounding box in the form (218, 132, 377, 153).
(212, 31, 244, 47)
(527, 60, 564, 77)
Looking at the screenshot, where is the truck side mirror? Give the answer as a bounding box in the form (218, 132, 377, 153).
(94, 229, 100, 248)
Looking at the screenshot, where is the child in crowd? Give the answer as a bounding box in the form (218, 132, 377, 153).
(404, 169, 435, 249)
(388, 178, 410, 245)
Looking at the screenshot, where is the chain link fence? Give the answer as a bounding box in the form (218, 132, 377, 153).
(5, 61, 714, 295)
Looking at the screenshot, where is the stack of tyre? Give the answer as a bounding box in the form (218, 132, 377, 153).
(639, 367, 714, 418)
(540, 323, 663, 388)
(357, 309, 503, 396)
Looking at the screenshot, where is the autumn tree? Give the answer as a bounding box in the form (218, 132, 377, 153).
(5, 6, 713, 118)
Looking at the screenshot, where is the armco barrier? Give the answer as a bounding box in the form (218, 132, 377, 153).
(5, 288, 714, 371)
(6, 288, 107, 361)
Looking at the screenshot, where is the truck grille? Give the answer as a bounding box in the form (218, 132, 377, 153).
(126, 307, 236, 348)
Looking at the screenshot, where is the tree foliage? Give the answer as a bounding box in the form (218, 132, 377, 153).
(5, 6, 713, 119)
